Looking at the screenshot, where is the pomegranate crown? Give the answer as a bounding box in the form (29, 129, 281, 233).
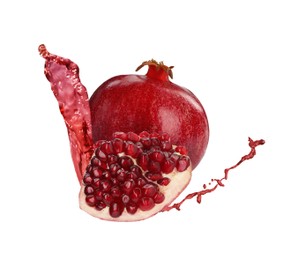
(136, 59, 174, 80)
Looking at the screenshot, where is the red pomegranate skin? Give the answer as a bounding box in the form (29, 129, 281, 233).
(90, 67, 209, 170)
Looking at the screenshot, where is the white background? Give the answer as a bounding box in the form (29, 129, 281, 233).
(1, 0, 290, 259)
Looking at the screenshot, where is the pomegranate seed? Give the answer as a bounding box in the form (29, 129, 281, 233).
(91, 167, 103, 178)
(145, 172, 163, 181)
(102, 193, 114, 206)
(127, 132, 140, 142)
(91, 157, 107, 169)
(124, 141, 139, 158)
(119, 156, 134, 170)
(116, 169, 127, 182)
(163, 151, 171, 158)
(137, 153, 149, 171)
(107, 154, 118, 165)
(121, 194, 130, 204)
(90, 156, 99, 166)
(150, 137, 160, 146)
(92, 178, 101, 188)
(112, 138, 124, 153)
(149, 150, 165, 162)
(100, 180, 111, 192)
(153, 192, 165, 204)
(161, 140, 172, 151)
(142, 183, 158, 197)
(135, 141, 143, 148)
(109, 202, 124, 218)
(83, 173, 93, 184)
(140, 137, 152, 148)
(94, 189, 103, 200)
(86, 164, 93, 173)
(137, 177, 147, 187)
(111, 178, 118, 185)
(175, 146, 188, 155)
(170, 153, 180, 163)
(84, 185, 95, 195)
(148, 160, 161, 173)
(148, 146, 161, 152)
(102, 170, 111, 180)
(111, 186, 122, 198)
(130, 187, 142, 202)
(139, 131, 150, 138)
(95, 147, 107, 161)
(122, 179, 136, 194)
(109, 163, 121, 176)
(136, 147, 143, 157)
(157, 177, 171, 186)
(100, 141, 114, 155)
(126, 202, 138, 214)
(85, 195, 97, 207)
(126, 171, 139, 180)
(130, 165, 142, 176)
(176, 155, 190, 172)
(95, 200, 106, 211)
(139, 197, 155, 211)
(161, 158, 175, 174)
(113, 132, 127, 140)
(95, 140, 106, 147)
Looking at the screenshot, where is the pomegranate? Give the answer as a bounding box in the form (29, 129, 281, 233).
(90, 59, 209, 170)
(38, 45, 264, 221)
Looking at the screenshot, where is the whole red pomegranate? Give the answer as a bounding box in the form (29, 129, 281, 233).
(90, 60, 209, 171)
(39, 45, 264, 222)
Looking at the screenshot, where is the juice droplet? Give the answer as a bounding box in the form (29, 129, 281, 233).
(39, 44, 93, 184)
(162, 138, 265, 211)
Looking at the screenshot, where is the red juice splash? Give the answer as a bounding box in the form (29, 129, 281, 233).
(38, 44, 93, 184)
(163, 138, 265, 211)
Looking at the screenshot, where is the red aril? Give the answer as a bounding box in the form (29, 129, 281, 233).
(39, 45, 264, 221)
(79, 130, 192, 221)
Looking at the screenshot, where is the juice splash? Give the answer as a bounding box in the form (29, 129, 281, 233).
(39, 44, 93, 183)
(163, 138, 265, 211)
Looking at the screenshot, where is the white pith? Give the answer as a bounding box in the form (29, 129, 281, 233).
(79, 151, 192, 221)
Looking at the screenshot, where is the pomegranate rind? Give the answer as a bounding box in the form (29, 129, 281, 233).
(90, 74, 209, 171)
(79, 166, 192, 221)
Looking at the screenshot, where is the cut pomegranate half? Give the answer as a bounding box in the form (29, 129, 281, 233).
(78, 131, 192, 221)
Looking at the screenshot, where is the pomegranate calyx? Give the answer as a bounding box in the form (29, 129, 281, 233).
(136, 59, 174, 81)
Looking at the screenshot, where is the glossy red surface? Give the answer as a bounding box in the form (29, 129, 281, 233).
(90, 69, 209, 170)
